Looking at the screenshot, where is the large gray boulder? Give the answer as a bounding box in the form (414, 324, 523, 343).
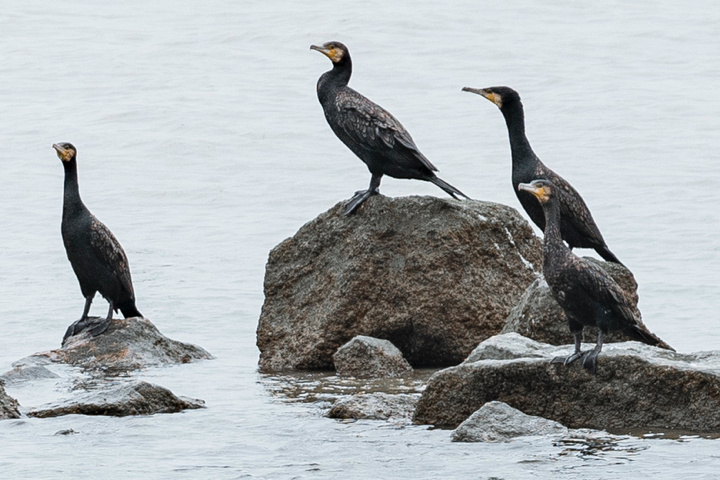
(257, 196, 542, 371)
(414, 333, 720, 433)
(0, 382, 20, 419)
(502, 260, 671, 349)
(27, 381, 204, 418)
(451, 401, 568, 442)
(333, 336, 412, 378)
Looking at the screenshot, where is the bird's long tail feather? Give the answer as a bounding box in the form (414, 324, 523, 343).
(119, 303, 143, 319)
(596, 245, 624, 266)
(429, 176, 471, 200)
(627, 324, 674, 351)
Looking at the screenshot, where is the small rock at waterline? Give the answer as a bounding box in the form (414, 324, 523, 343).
(328, 393, 420, 422)
(333, 336, 412, 378)
(452, 401, 568, 442)
(0, 382, 21, 419)
(28, 381, 205, 418)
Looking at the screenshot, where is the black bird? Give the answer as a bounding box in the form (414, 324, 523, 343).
(53, 143, 142, 343)
(311, 41, 469, 215)
(463, 86, 622, 264)
(518, 179, 672, 373)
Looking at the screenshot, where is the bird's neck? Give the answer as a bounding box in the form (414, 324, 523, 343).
(542, 198, 568, 259)
(317, 56, 352, 103)
(62, 160, 86, 218)
(502, 102, 537, 172)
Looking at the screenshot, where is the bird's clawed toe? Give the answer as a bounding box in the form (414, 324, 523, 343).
(62, 316, 111, 345)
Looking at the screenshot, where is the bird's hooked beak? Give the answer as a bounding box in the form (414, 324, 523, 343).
(53, 143, 72, 162)
(310, 44, 342, 63)
(518, 182, 548, 202)
(462, 87, 502, 108)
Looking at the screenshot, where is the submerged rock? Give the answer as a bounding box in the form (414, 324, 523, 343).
(452, 401, 568, 442)
(333, 336, 412, 378)
(414, 333, 720, 433)
(502, 260, 671, 349)
(328, 392, 420, 422)
(0, 356, 59, 384)
(27, 316, 212, 372)
(27, 381, 205, 418)
(0, 382, 21, 419)
(257, 196, 541, 371)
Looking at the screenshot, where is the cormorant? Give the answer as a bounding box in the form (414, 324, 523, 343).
(53, 143, 142, 343)
(518, 179, 672, 373)
(462, 86, 622, 265)
(311, 41, 469, 215)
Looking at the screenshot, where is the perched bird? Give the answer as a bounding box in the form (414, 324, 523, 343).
(463, 86, 622, 265)
(518, 179, 672, 373)
(311, 41, 469, 215)
(53, 143, 142, 343)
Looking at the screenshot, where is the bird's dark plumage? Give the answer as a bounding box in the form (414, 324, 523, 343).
(518, 179, 672, 373)
(53, 143, 142, 344)
(312, 41, 468, 215)
(463, 86, 622, 265)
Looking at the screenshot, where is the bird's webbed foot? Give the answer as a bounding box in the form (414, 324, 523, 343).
(63, 317, 95, 344)
(87, 316, 112, 337)
(551, 351, 585, 366)
(352, 187, 380, 197)
(551, 331, 603, 374)
(344, 188, 379, 215)
(550, 331, 586, 367)
(579, 349, 600, 374)
(62, 316, 111, 344)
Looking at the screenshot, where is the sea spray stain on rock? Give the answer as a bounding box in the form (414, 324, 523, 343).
(257, 196, 542, 371)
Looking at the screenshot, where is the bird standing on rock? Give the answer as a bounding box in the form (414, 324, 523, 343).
(518, 179, 672, 373)
(311, 41, 469, 215)
(463, 85, 622, 265)
(53, 142, 143, 344)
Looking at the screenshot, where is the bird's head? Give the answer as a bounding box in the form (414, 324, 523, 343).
(462, 85, 521, 111)
(52, 143, 77, 163)
(517, 179, 555, 204)
(310, 41, 349, 64)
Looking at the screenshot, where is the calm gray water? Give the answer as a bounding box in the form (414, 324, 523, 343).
(1, 1, 719, 478)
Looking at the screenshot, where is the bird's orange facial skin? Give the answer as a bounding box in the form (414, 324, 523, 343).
(327, 48, 341, 62)
(311, 44, 344, 63)
(53, 144, 73, 163)
(533, 185, 550, 203)
(482, 91, 503, 109)
(518, 182, 550, 203)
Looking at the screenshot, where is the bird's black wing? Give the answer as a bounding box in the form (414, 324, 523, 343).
(333, 89, 438, 172)
(538, 165, 606, 244)
(89, 217, 135, 297)
(574, 258, 637, 324)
